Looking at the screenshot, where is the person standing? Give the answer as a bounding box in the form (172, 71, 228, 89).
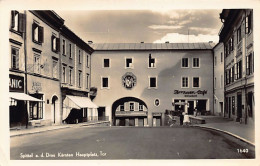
(179, 111, 184, 125)
(183, 113, 190, 125)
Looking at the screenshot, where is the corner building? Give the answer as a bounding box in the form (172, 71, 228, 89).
(219, 9, 254, 125)
(90, 43, 214, 127)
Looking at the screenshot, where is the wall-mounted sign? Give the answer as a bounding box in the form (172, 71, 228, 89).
(9, 74, 24, 92)
(154, 98, 160, 107)
(174, 90, 207, 97)
(32, 82, 42, 92)
(122, 72, 137, 89)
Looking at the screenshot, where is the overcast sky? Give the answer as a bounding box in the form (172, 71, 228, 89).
(56, 10, 223, 44)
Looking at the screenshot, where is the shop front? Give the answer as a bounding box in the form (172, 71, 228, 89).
(9, 74, 43, 128)
(172, 89, 211, 115)
(62, 95, 98, 124)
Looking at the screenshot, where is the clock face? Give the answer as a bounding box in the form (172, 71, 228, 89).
(122, 72, 137, 89)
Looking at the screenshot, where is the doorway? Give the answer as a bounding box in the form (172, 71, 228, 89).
(51, 95, 58, 124)
(237, 93, 242, 121)
(219, 102, 223, 116)
(98, 107, 106, 121)
(188, 101, 194, 115)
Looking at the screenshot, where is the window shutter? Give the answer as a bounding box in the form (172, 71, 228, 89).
(234, 63, 237, 80)
(38, 26, 44, 43)
(246, 55, 249, 75)
(32, 23, 36, 41)
(134, 102, 139, 111)
(18, 13, 26, 33)
(51, 35, 54, 51)
(11, 11, 15, 28)
(56, 38, 60, 53)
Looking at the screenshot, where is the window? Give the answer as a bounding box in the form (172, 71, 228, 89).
(246, 11, 252, 34)
(11, 47, 19, 69)
(221, 75, 223, 88)
(32, 23, 44, 44)
(51, 35, 60, 53)
(29, 94, 43, 120)
(62, 65, 66, 83)
(232, 96, 235, 115)
(230, 66, 234, 83)
(69, 67, 73, 85)
(237, 26, 241, 44)
(224, 44, 228, 57)
(69, 44, 72, 58)
(214, 56, 217, 66)
(225, 70, 230, 85)
(78, 70, 82, 87)
(34, 54, 40, 74)
(120, 105, 124, 111)
(102, 77, 109, 88)
(182, 58, 188, 68)
(139, 104, 143, 111)
(103, 58, 110, 68)
(86, 74, 89, 89)
(86, 55, 89, 67)
(130, 103, 134, 111)
(126, 58, 133, 68)
(221, 52, 223, 63)
(193, 77, 199, 88)
(246, 53, 254, 75)
(236, 60, 242, 79)
(229, 37, 234, 52)
(182, 77, 188, 88)
(83, 108, 88, 118)
(149, 77, 157, 88)
(52, 60, 58, 78)
(62, 39, 66, 55)
(78, 50, 81, 64)
(214, 77, 216, 89)
(193, 58, 199, 68)
(10, 11, 25, 33)
(148, 54, 155, 68)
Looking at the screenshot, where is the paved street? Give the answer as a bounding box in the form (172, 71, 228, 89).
(10, 126, 255, 160)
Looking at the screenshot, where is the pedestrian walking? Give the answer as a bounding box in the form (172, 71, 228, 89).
(194, 107, 198, 117)
(183, 113, 190, 125)
(179, 111, 184, 125)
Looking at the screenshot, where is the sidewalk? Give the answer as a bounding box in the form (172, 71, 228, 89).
(191, 116, 255, 146)
(10, 121, 110, 137)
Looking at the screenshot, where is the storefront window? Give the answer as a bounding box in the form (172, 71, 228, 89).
(29, 94, 43, 120)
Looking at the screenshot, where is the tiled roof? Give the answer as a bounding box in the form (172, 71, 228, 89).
(90, 42, 215, 51)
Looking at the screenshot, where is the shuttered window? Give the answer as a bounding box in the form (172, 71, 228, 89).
(10, 11, 26, 33)
(51, 35, 60, 53)
(32, 22, 44, 44)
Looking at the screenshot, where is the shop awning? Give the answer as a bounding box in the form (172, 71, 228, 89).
(9, 92, 43, 102)
(65, 95, 98, 109)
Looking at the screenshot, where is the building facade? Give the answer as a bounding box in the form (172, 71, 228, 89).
(219, 9, 254, 125)
(90, 43, 214, 127)
(9, 10, 97, 128)
(213, 42, 225, 116)
(60, 26, 97, 124)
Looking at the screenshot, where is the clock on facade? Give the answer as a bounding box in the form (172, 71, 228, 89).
(122, 72, 137, 89)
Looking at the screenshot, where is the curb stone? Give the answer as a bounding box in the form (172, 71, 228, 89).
(192, 125, 255, 146)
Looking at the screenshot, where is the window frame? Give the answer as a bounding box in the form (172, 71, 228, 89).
(181, 58, 189, 68)
(192, 58, 200, 68)
(129, 102, 134, 111)
(78, 70, 82, 88)
(125, 57, 133, 69)
(11, 46, 19, 70)
(86, 73, 89, 89)
(33, 54, 41, 74)
(148, 76, 157, 89)
(103, 58, 110, 68)
(148, 54, 156, 68)
(62, 39, 66, 55)
(32, 22, 44, 44)
(78, 49, 81, 64)
(52, 59, 58, 79)
(181, 76, 189, 88)
(101, 76, 109, 89)
(62, 64, 67, 83)
(69, 67, 73, 85)
(192, 77, 200, 88)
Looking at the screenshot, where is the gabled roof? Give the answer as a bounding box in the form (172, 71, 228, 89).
(90, 42, 215, 51)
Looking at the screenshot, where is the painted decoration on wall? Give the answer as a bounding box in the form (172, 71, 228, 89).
(122, 72, 137, 89)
